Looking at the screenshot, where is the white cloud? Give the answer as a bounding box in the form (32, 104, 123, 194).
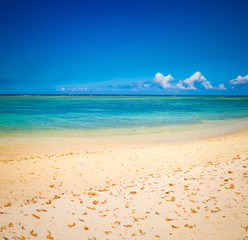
(217, 83, 226, 90)
(56, 87, 65, 92)
(176, 71, 206, 90)
(202, 80, 214, 89)
(78, 88, 88, 91)
(56, 87, 88, 92)
(201, 81, 226, 90)
(153, 72, 174, 89)
(230, 74, 248, 85)
(154, 71, 226, 91)
(176, 81, 187, 90)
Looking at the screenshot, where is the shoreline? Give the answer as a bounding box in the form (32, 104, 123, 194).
(1, 119, 248, 160)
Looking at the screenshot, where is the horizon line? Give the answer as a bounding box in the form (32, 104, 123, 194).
(0, 94, 248, 97)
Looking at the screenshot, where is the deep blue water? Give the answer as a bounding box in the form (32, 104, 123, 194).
(0, 96, 248, 135)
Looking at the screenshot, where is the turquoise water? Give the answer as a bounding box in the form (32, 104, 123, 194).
(0, 96, 248, 136)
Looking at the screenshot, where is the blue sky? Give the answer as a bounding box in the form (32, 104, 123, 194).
(0, 0, 248, 95)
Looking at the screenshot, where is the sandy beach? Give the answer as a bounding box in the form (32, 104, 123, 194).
(0, 132, 248, 240)
(1, 0, 248, 237)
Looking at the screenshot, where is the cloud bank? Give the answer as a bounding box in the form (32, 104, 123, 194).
(56, 71, 232, 93)
(153, 71, 226, 90)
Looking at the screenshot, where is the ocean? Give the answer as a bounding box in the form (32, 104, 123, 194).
(0, 95, 248, 138)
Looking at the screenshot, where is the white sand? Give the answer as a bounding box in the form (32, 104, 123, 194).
(0, 133, 248, 239)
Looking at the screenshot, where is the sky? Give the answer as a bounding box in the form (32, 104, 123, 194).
(0, 0, 248, 95)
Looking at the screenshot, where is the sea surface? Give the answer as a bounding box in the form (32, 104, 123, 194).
(0, 95, 248, 138)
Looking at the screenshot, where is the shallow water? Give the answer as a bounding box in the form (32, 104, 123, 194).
(0, 95, 248, 138)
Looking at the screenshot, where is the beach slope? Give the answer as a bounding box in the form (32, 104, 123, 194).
(0, 134, 248, 239)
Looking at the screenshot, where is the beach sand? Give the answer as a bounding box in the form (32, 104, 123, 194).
(0, 133, 248, 239)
